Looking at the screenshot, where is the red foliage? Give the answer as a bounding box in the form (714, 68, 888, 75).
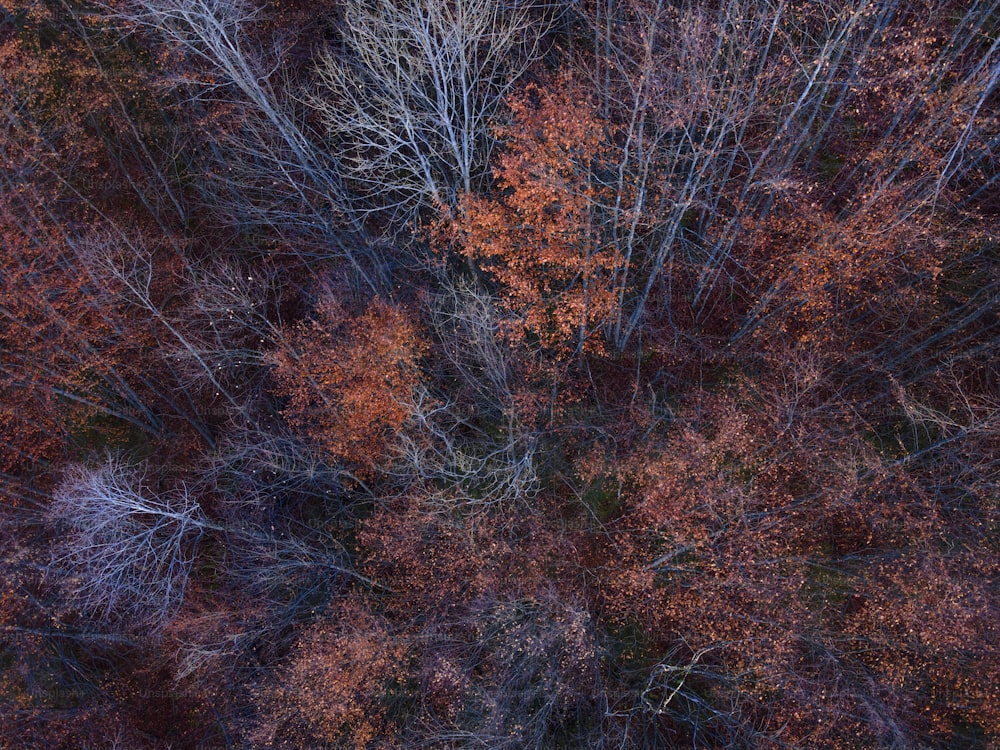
(455, 76, 625, 357)
(252, 599, 409, 749)
(272, 297, 426, 478)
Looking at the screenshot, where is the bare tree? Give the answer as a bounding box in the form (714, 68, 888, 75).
(577, 0, 884, 349)
(174, 257, 294, 418)
(562, 0, 998, 352)
(75, 231, 252, 439)
(112, 0, 384, 288)
(420, 594, 605, 749)
(204, 427, 350, 525)
(49, 445, 378, 638)
(431, 276, 519, 416)
(393, 278, 539, 512)
(49, 455, 219, 632)
(312, 0, 546, 226)
(397, 386, 539, 513)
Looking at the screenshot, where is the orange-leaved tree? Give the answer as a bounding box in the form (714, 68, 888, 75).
(250, 598, 409, 749)
(271, 297, 425, 479)
(455, 76, 626, 357)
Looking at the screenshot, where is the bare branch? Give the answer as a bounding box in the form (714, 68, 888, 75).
(312, 0, 546, 226)
(49, 455, 218, 632)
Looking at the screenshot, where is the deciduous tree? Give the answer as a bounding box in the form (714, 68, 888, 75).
(312, 0, 546, 227)
(456, 77, 625, 357)
(272, 297, 426, 479)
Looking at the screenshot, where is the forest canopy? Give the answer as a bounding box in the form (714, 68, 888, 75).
(1, 0, 998, 747)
